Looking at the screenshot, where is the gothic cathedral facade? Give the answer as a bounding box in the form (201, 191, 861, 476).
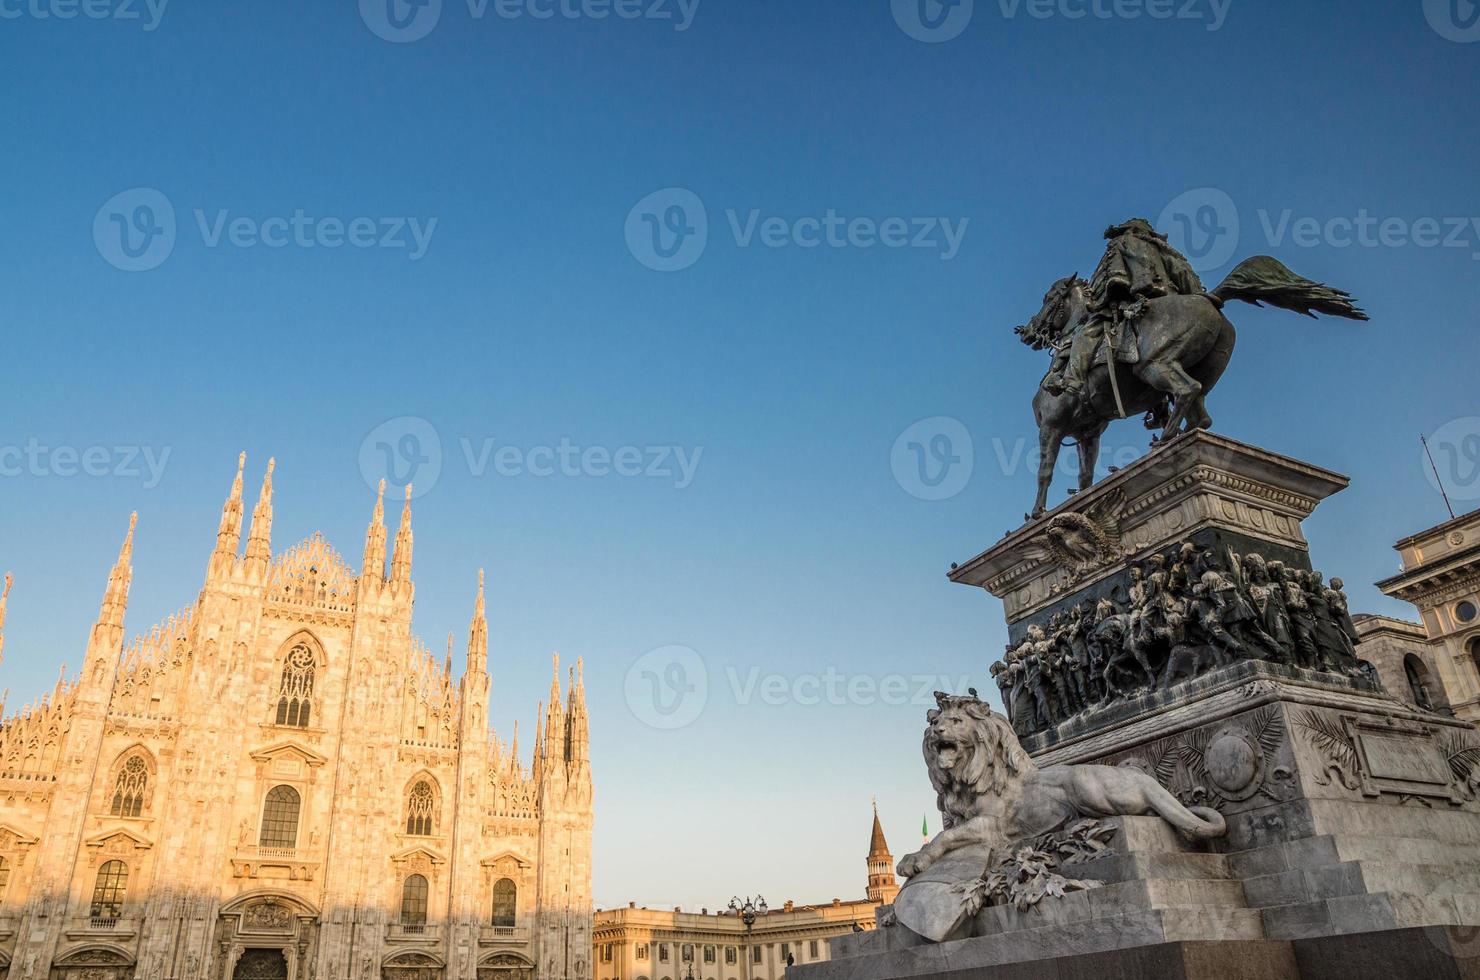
(0, 456, 594, 980)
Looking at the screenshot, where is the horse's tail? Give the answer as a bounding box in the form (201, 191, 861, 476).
(1140, 778, 1228, 840)
(1210, 255, 1368, 321)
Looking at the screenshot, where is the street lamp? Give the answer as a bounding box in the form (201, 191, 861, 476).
(727, 896, 767, 933)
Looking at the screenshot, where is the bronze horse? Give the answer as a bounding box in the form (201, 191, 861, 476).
(1018, 255, 1367, 517)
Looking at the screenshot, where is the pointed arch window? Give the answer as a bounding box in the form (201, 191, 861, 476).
(259, 785, 301, 849)
(401, 874, 429, 925)
(492, 877, 517, 927)
(110, 755, 149, 817)
(90, 860, 128, 918)
(275, 644, 316, 728)
(406, 780, 437, 836)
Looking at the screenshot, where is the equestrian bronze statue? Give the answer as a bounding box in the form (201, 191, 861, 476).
(1016, 218, 1368, 518)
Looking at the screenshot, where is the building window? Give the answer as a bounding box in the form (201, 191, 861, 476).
(259, 785, 301, 848)
(724, 948, 736, 965)
(637, 944, 649, 961)
(602, 945, 614, 963)
(809, 941, 819, 958)
(490, 877, 517, 926)
(109, 755, 149, 817)
(780, 944, 790, 961)
(275, 644, 316, 727)
(0, 857, 9, 905)
(658, 945, 669, 963)
(406, 780, 437, 836)
(90, 860, 128, 918)
(1405, 654, 1435, 710)
(682, 945, 693, 962)
(1458, 600, 1477, 623)
(401, 874, 429, 924)
(752, 947, 762, 964)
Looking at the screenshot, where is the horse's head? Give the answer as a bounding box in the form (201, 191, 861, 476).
(1015, 273, 1084, 349)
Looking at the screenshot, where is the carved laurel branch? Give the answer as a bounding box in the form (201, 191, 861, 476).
(1293, 709, 1360, 791)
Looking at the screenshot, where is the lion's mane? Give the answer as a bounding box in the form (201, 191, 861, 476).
(923, 698, 1037, 827)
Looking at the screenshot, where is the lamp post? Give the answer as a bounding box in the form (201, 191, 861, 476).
(728, 896, 766, 980)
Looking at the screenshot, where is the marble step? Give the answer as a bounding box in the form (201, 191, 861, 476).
(975, 876, 1248, 937)
(1261, 890, 1480, 940)
(854, 908, 1268, 978)
(1231, 832, 1480, 880)
(1244, 858, 1480, 909)
(1065, 848, 1234, 885)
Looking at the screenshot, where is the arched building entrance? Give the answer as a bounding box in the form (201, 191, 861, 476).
(479, 952, 535, 980)
(233, 948, 290, 979)
(382, 950, 445, 979)
(215, 891, 319, 980)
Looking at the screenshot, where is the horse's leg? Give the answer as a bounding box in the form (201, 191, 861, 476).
(1033, 423, 1063, 517)
(1138, 361, 1203, 440)
(1075, 427, 1103, 493)
(1188, 318, 1236, 431)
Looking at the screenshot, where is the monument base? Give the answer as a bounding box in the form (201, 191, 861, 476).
(805, 434, 1480, 980)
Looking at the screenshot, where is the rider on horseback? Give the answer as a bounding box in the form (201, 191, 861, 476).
(1045, 218, 1204, 396)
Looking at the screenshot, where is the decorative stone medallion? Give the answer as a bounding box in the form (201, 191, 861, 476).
(1204, 726, 1265, 801)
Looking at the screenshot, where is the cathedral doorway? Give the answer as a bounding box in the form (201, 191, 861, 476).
(478, 952, 535, 980)
(233, 948, 289, 980)
(382, 951, 445, 980)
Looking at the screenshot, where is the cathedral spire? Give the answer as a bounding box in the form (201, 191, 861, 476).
(468, 569, 488, 675)
(390, 484, 413, 584)
(0, 572, 13, 667)
(243, 458, 275, 569)
(210, 452, 246, 575)
(98, 513, 137, 630)
(565, 657, 588, 764)
(363, 478, 388, 580)
(544, 653, 566, 760)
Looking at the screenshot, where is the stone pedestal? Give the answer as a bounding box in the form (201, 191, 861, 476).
(795, 433, 1480, 980)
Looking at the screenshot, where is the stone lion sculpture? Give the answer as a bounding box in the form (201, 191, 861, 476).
(893, 691, 1225, 941)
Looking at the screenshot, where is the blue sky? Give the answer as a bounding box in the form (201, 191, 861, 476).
(2, 0, 1479, 910)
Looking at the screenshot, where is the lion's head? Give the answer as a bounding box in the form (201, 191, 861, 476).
(923, 692, 1036, 804)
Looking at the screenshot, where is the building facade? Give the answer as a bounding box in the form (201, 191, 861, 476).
(0, 456, 593, 980)
(592, 809, 897, 980)
(1355, 507, 1480, 724)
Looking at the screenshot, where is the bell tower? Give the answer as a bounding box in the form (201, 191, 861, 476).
(866, 800, 899, 905)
